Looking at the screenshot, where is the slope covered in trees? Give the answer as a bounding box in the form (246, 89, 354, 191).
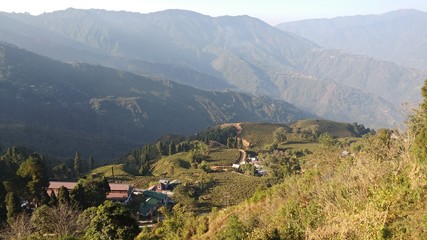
(0, 9, 424, 127)
(0, 43, 312, 161)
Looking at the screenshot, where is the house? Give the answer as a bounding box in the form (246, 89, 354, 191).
(139, 190, 173, 219)
(47, 181, 77, 196)
(47, 181, 133, 203)
(108, 183, 133, 204)
(139, 197, 160, 218)
(232, 164, 240, 169)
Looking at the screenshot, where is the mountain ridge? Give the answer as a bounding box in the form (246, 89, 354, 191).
(0, 42, 312, 160)
(0, 9, 425, 127)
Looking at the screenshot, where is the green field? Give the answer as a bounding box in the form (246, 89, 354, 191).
(240, 122, 287, 147)
(206, 149, 240, 166)
(89, 164, 134, 180)
(198, 172, 270, 209)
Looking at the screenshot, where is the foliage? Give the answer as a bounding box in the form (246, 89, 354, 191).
(413, 79, 427, 161)
(206, 149, 240, 166)
(30, 204, 82, 238)
(317, 132, 336, 147)
(218, 215, 247, 240)
(5, 191, 21, 224)
(82, 200, 139, 240)
(273, 127, 288, 144)
(16, 154, 49, 204)
(151, 204, 204, 240)
(58, 186, 72, 206)
(74, 152, 82, 177)
(70, 177, 110, 209)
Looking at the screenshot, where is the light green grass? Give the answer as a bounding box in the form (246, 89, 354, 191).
(89, 164, 134, 181)
(199, 172, 270, 209)
(207, 149, 240, 166)
(240, 122, 288, 147)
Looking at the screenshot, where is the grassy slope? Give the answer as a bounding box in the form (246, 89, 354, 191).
(239, 122, 286, 147)
(200, 135, 427, 239)
(290, 119, 358, 138)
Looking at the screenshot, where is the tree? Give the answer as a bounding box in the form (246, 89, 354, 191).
(219, 215, 247, 240)
(57, 186, 71, 205)
(88, 155, 94, 171)
(82, 200, 139, 240)
(413, 79, 427, 161)
(0, 182, 7, 223)
(5, 192, 21, 224)
(16, 154, 49, 205)
(168, 141, 176, 156)
(31, 204, 82, 239)
(318, 132, 336, 147)
(273, 127, 288, 144)
(49, 191, 58, 206)
(74, 152, 82, 177)
(71, 177, 110, 209)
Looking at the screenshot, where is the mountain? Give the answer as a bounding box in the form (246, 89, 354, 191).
(0, 43, 312, 160)
(0, 9, 425, 127)
(277, 9, 427, 71)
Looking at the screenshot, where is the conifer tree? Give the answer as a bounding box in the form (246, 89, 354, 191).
(413, 80, 427, 161)
(49, 191, 58, 206)
(0, 183, 7, 223)
(74, 152, 81, 177)
(57, 186, 71, 205)
(5, 192, 20, 224)
(88, 155, 94, 171)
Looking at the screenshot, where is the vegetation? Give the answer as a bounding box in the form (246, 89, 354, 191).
(0, 82, 422, 239)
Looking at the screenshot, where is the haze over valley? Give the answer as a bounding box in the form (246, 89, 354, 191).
(2, 2, 427, 239)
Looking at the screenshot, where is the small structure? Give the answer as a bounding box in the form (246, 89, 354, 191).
(108, 183, 133, 203)
(157, 179, 170, 191)
(139, 190, 172, 219)
(47, 181, 77, 196)
(139, 197, 161, 218)
(47, 181, 133, 203)
(232, 164, 240, 169)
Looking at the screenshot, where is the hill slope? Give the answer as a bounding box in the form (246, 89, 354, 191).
(277, 9, 427, 71)
(1, 9, 424, 127)
(0, 43, 312, 160)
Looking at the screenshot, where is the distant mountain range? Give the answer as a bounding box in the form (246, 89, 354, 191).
(0, 43, 312, 160)
(1, 9, 424, 128)
(277, 9, 427, 71)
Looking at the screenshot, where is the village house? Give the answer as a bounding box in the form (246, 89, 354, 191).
(47, 181, 133, 204)
(138, 190, 172, 219)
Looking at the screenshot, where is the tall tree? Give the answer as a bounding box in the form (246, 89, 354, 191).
(413, 80, 427, 161)
(82, 200, 139, 240)
(5, 192, 20, 224)
(0, 183, 7, 223)
(88, 155, 94, 171)
(74, 152, 82, 177)
(49, 191, 58, 206)
(16, 154, 49, 205)
(70, 177, 110, 210)
(57, 186, 71, 206)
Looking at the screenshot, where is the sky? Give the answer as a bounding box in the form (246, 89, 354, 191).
(2, 0, 427, 25)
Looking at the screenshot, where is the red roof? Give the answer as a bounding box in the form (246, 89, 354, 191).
(48, 181, 131, 192)
(107, 192, 128, 200)
(48, 181, 77, 190)
(109, 183, 131, 192)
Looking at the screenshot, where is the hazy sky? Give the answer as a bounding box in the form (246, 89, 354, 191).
(2, 0, 427, 25)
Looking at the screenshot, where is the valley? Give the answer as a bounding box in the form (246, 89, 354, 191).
(0, 5, 427, 240)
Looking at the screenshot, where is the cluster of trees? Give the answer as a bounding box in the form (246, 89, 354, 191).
(0, 147, 139, 239)
(122, 126, 238, 175)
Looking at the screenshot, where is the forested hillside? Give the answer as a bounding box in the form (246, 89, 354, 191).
(1, 9, 424, 127)
(0, 43, 311, 160)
